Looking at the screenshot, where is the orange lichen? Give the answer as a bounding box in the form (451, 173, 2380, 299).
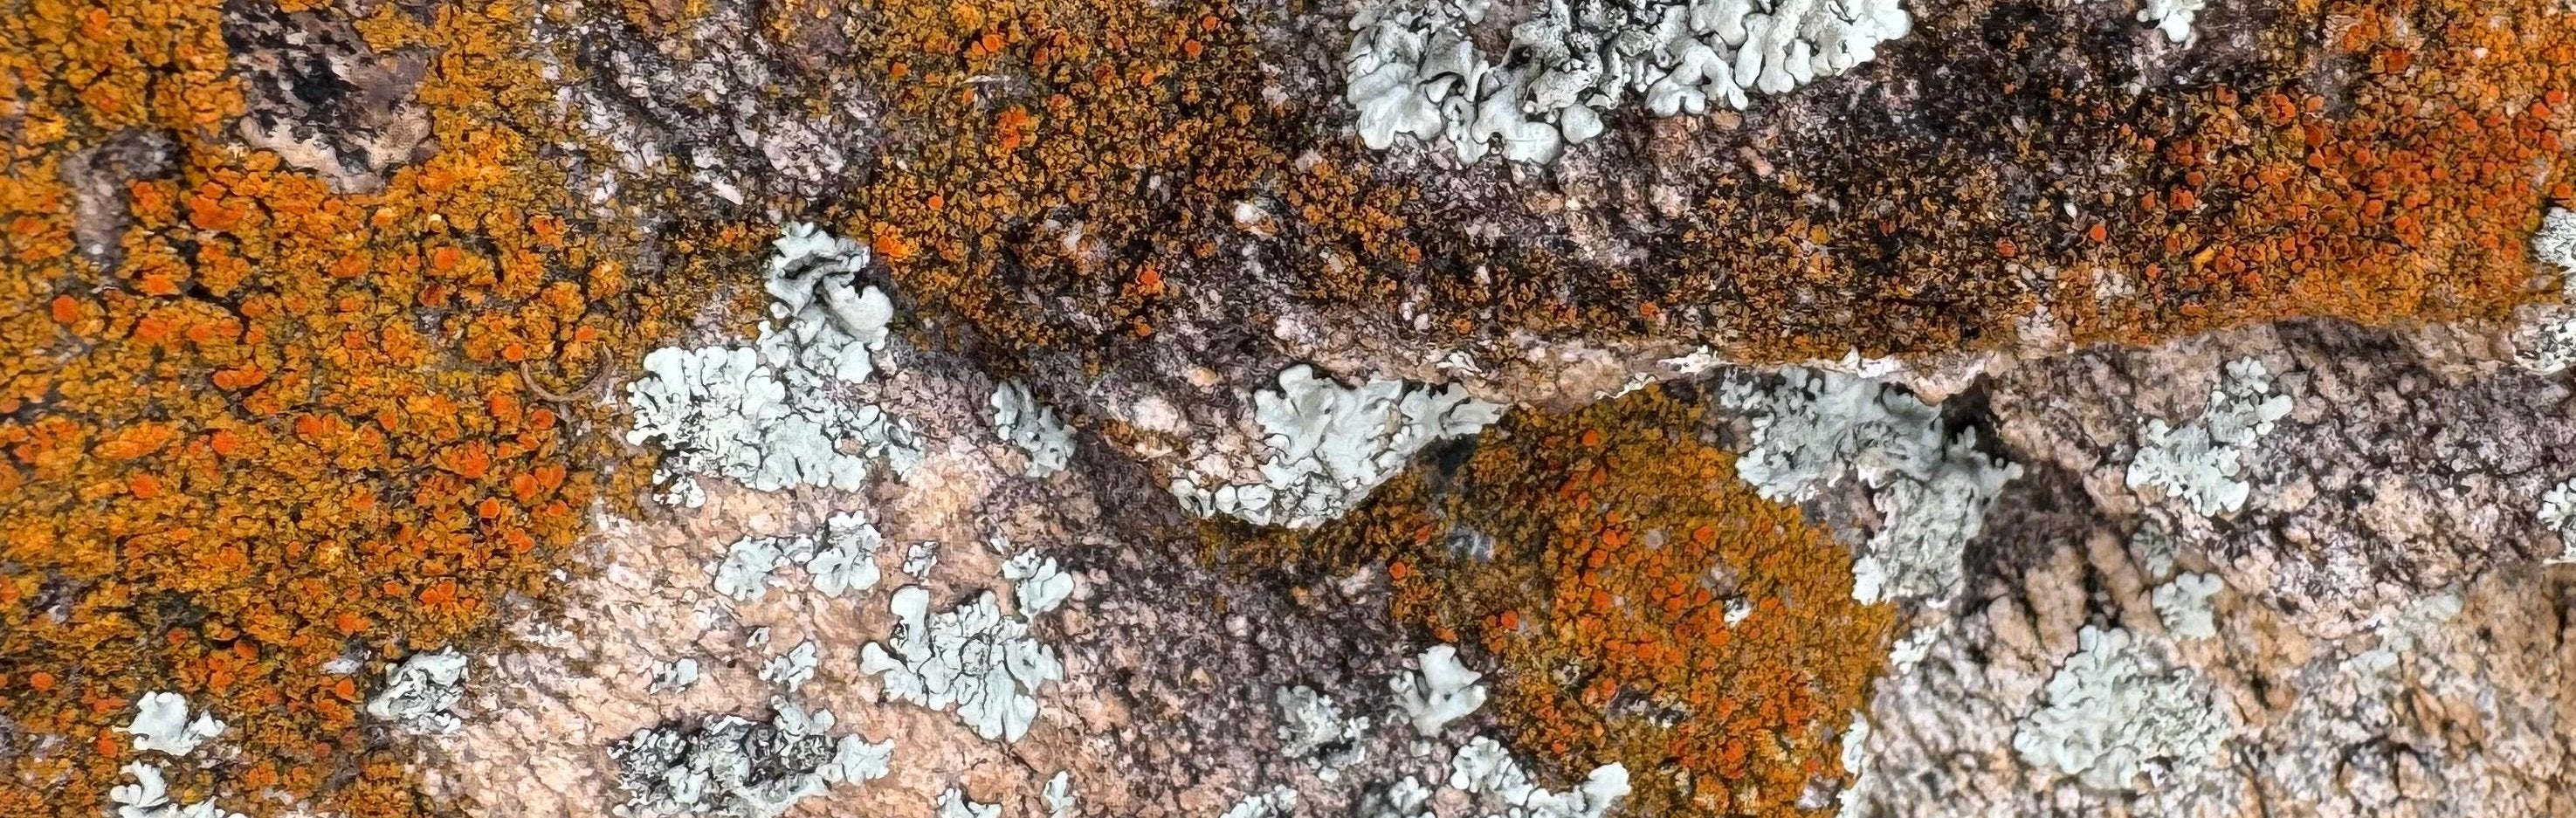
(0, 0, 692, 815)
(846, 0, 1295, 352)
(2059, 0, 2576, 343)
(1288, 386, 1893, 815)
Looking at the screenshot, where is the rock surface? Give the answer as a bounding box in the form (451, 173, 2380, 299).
(8, 0, 2576, 816)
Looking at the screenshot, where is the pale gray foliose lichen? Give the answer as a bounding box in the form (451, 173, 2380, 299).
(2125, 357, 2293, 517)
(623, 223, 922, 507)
(1347, 0, 1912, 164)
(1171, 365, 1504, 529)
(2010, 626, 2235, 791)
(1720, 367, 2021, 603)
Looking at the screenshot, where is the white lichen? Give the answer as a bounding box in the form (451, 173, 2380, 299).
(1434, 349, 1484, 377)
(900, 540, 941, 577)
(1445, 735, 1517, 791)
(1042, 772, 1078, 818)
(2539, 207, 2576, 272)
(1359, 775, 1436, 818)
(1448, 736, 1632, 818)
(1275, 685, 1373, 781)
(109, 763, 172, 818)
(1835, 713, 1871, 818)
(1001, 548, 1076, 616)
(2150, 572, 2225, 641)
(2132, 518, 2179, 581)
(858, 586, 1064, 742)
(933, 787, 1002, 818)
(806, 511, 885, 597)
(110, 762, 247, 818)
(367, 648, 470, 734)
(1389, 644, 1488, 734)
(2125, 357, 2294, 517)
(609, 698, 887, 818)
(2011, 626, 2235, 791)
(759, 640, 819, 692)
(124, 691, 224, 757)
(1721, 367, 2022, 603)
(1347, 0, 1912, 165)
(2538, 477, 2576, 564)
(1220, 786, 1302, 818)
(1885, 625, 1942, 674)
(819, 734, 894, 787)
(650, 656, 703, 695)
(1171, 365, 1505, 529)
(623, 223, 921, 508)
(107, 764, 169, 818)
(991, 382, 1076, 478)
(711, 535, 792, 602)
(2515, 208, 2576, 374)
(2138, 0, 2206, 43)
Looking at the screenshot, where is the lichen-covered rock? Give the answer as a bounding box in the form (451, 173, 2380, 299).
(220, 2, 433, 194)
(1042, 772, 1077, 818)
(1218, 785, 1300, 818)
(708, 535, 790, 602)
(1000, 548, 1076, 617)
(24, 0, 2576, 815)
(2541, 479, 2576, 564)
(2124, 357, 2295, 517)
(1720, 366, 2021, 603)
(757, 641, 819, 692)
(2137, 0, 2206, 43)
(123, 692, 224, 757)
(992, 382, 1077, 479)
(366, 649, 470, 735)
(624, 224, 920, 507)
(109, 762, 247, 818)
(606, 699, 889, 817)
(808, 512, 887, 598)
(1847, 319, 2576, 816)
(858, 586, 1064, 743)
(2009, 625, 2235, 790)
(1987, 320, 2576, 638)
(1853, 529, 2576, 817)
(2148, 573, 2223, 641)
(1388, 644, 1487, 735)
(1446, 736, 1630, 818)
(1345, 0, 1912, 164)
(2513, 208, 2576, 375)
(1169, 365, 1505, 529)
(536, 0, 878, 210)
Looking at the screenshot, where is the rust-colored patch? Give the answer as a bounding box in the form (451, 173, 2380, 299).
(1285, 387, 1893, 815)
(2064, 0, 2576, 342)
(0, 1, 699, 815)
(848, 0, 1291, 352)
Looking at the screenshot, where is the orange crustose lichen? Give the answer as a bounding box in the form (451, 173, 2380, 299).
(1292, 386, 1893, 815)
(0, 1, 684, 815)
(849, 0, 1289, 351)
(2062, 0, 2576, 343)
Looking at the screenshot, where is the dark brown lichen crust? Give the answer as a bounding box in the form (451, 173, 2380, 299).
(837, 0, 2575, 378)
